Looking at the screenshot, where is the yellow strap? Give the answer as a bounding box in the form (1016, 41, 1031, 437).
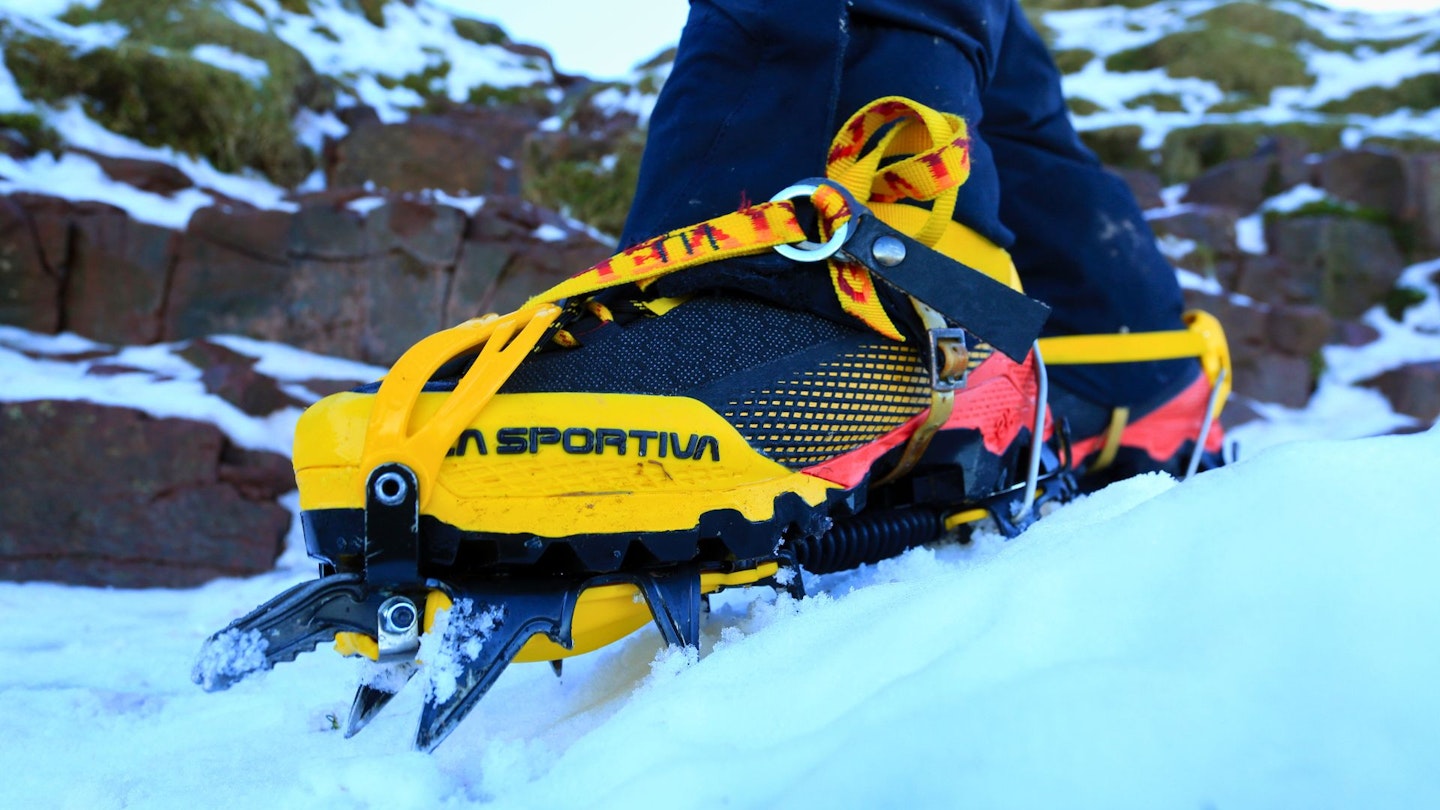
(1091, 407, 1130, 472)
(1038, 310, 1233, 427)
(1038, 330, 1206, 365)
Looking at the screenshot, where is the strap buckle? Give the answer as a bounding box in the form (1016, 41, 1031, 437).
(926, 327, 970, 392)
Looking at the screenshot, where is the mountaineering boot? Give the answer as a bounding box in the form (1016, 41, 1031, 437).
(196, 96, 1226, 751)
(293, 97, 1058, 588)
(268, 98, 1063, 746)
(1040, 310, 1232, 490)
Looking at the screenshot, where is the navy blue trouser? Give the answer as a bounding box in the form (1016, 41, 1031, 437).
(619, 0, 1192, 409)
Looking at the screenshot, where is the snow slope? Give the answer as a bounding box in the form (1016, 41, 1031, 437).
(3, 428, 1438, 808)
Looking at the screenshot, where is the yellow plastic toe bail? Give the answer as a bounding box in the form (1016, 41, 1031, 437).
(1184, 309, 1232, 415)
(359, 303, 563, 508)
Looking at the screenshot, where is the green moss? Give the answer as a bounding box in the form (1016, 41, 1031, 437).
(42, 0, 326, 185)
(524, 131, 646, 237)
(1318, 74, 1440, 115)
(1078, 125, 1147, 169)
(354, 0, 387, 28)
(377, 58, 452, 104)
(1125, 92, 1186, 113)
(0, 112, 61, 155)
(452, 18, 507, 47)
(1159, 123, 1344, 183)
(1264, 199, 1385, 225)
(277, 0, 313, 13)
(1361, 135, 1440, 153)
(1265, 198, 1418, 257)
(1051, 48, 1095, 74)
(59, 0, 317, 96)
(1196, 2, 1339, 50)
(311, 23, 339, 43)
(465, 82, 554, 112)
(1106, 28, 1312, 100)
(1308, 349, 1326, 382)
(1345, 32, 1427, 54)
(1384, 285, 1428, 322)
(1067, 97, 1104, 116)
(1205, 95, 1266, 114)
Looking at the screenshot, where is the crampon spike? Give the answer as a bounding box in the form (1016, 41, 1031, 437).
(192, 574, 389, 692)
(634, 566, 702, 649)
(345, 667, 416, 738)
(415, 582, 580, 752)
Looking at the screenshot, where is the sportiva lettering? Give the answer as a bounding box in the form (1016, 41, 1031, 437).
(445, 429, 488, 457)
(448, 427, 720, 462)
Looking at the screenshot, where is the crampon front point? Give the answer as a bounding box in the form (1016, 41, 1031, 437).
(193, 97, 1228, 752)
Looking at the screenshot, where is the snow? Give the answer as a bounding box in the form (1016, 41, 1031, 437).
(3, 428, 1440, 807)
(293, 108, 349, 153)
(1235, 213, 1266, 254)
(0, 326, 383, 455)
(423, 600, 503, 705)
(1322, 259, 1440, 384)
(192, 627, 271, 692)
(190, 44, 271, 84)
(532, 223, 568, 243)
(0, 60, 31, 112)
(17, 105, 302, 228)
(0, 150, 217, 229)
(267, 0, 550, 112)
(1047, 0, 1440, 149)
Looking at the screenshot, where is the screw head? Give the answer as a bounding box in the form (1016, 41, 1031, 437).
(379, 597, 418, 635)
(871, 236, 907, 267)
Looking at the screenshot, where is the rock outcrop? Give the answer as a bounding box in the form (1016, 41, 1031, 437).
(0, 400, 293, 588)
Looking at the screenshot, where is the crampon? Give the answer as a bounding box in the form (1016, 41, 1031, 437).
(193, 97, 1231, 751)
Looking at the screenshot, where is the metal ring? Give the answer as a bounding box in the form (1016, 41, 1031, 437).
(769, 182, 854, 262)
(372, 470, 409, 506)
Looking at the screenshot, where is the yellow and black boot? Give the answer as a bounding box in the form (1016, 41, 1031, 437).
(196, 97, 1076, 750)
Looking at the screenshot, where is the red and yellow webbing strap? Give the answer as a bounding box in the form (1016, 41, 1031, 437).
(529, 202, 810, 305)
(823, 98, 972, 341)
(527, 96, 975, 341)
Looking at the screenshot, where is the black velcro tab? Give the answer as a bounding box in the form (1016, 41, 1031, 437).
(843, 215, 1051, 362)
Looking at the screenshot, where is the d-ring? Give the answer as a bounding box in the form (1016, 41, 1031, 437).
(769, 182, 855, 262)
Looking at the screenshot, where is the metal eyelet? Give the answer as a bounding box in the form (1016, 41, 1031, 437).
(769, 182, 855, 262)
(372, 470, 409, 506)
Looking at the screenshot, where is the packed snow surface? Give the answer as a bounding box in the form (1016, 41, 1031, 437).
(2, 428, 1439, 807)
